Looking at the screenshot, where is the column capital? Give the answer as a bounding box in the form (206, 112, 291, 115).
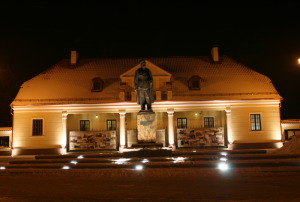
(167, 108, 174, 114)
(119, 109, 126, 115)
(225, 107, 231, 115)
(62, 111, 68, 118)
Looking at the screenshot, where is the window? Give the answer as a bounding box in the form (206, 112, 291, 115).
(0, 136, 9, 148)
(250, 114, 261, 131)
(285, 129, 300, 141)
(107, 120, 117, 131)
(204, 117, 214, 128)
(177, 118, 187, 128)
(94, 82, 100, 90)
(193, 81, 199, 89)
(80, 120, 90, 131)
(188, 75, 200, 90)
(32, 119, 43, 136)
(91, 77, 104, 92)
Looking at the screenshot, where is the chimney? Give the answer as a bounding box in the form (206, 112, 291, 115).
(71, 50, 78, 65)
(211, 47, 219, 63)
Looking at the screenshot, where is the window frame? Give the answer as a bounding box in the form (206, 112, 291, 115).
(0, 136, 10, 148)
(284, 129, 300, 141)
(107, 119, 117, 131)
(192, 80, 199, 89)
(32, 119, 44, 136)
(79, 120, 90, 131)
(91, 77, 104, 92)
(250, 114, 262, 131)
(204, 117, 214, 128)
(94, 82, 100, 90)
(188, 75, 201, 90)
(177, 118, 187, 128)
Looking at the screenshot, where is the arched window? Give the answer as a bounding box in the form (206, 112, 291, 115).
(188, 75, 201, 90)
(91, 77, 104, 92)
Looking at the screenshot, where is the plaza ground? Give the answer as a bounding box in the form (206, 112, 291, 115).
(0, 167, 300, 201)
(1, 138, 300, 201)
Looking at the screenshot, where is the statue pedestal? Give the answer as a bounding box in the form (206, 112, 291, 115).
(137, 111, 156, 143)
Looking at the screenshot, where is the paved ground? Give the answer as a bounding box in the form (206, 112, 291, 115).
(0, 149, 300, 201)
(0, 167, 300, 202)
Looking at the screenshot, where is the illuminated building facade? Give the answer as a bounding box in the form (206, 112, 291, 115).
(8, 48, 283, 155)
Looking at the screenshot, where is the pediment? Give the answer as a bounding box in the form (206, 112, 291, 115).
(120, 60, 172, 82)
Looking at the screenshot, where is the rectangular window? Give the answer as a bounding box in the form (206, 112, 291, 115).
(204, 117, 214, 128)
(32, 119, 43, 136)
(80, 120, 90, 131)
(0, 136, 9, 147)
(285, 129, 300, 141)
(107, 120, 117, 130)
(94, 83, 100, 90)
(192, 81, 199, 88)
(177, 118, 187, 128)
(250, 114, 261, 131)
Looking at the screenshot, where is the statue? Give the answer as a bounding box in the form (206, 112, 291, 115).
(134, 61, 154, 111)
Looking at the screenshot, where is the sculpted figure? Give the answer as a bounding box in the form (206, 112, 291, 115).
(134, 61, 154, 111)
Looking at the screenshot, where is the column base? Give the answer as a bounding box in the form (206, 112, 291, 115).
(61, 148, 67, 155)
(169, 144, 176, 151)
(119, 146, 124, 153)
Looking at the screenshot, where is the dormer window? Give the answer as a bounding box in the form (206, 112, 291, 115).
(91, 77, 104, 92)
(94, 83, 100, 90)
(193, 81, 199, 89)
(188, 75, 200, 90)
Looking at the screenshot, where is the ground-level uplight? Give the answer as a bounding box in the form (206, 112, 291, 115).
(221, 152, 227, 156)
(220, 158, 227, 161)
(71, 161, 77, 164)
(0, 166, 5, 170)
(142, 159, 149, 163)
(218, 163, 228, 170)
(173, 157, 185, 163)
(135, 165, 143, 170)
(77, 155, 84, 159)
(115, 158, 128, 164)
(62, 166, 70, 169)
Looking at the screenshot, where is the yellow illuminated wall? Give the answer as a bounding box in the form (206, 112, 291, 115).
(231, 106, 281, 143)
(13, 112, 62, 149)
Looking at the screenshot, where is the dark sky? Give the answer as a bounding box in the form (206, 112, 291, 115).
(0, 3, 300, 126)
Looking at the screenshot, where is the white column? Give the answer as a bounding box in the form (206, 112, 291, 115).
(62, 111, 68, 154)
(225, 107, 233, 148)
(119, 109, 126, 153)
(167, 108, 175, 150)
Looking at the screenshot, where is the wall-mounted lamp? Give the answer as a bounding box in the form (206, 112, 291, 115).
(96, 115, 98, 118)
(298, 58, 300, 64)
(195, 113, 198, 115)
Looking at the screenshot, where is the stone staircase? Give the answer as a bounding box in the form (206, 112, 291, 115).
(2, 149, 300, 170)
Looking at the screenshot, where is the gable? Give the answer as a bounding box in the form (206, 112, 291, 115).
(120, 60, 172, 82)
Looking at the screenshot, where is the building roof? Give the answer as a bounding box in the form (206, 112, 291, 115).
(281, 119, 300, 124)
(0, 127, 12, 131)
(12, 55, 282, 106)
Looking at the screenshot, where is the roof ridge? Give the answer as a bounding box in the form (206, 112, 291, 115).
(62, 55, 213, 60)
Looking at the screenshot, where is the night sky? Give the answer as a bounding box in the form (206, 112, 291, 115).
(0, 3, 300, 127)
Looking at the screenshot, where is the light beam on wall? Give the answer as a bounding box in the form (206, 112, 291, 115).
(61, 111, 68, 150)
